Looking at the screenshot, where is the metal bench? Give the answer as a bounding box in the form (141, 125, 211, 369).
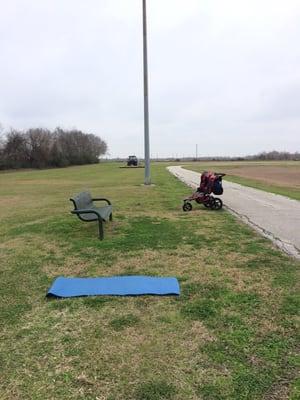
(70, 192, 112, 240)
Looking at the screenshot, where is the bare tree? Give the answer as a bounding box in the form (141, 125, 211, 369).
(249, 150, 300, 161)
(26, 128, 52, 168)
(1, 126, 107, 169)
(3, 130, 28, 168)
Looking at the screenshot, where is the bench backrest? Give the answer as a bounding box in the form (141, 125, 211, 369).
(70, 192, 93, 210)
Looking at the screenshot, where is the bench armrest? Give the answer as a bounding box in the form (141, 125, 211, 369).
(71, 209, 102, 218)
(92, 198, 111, 205)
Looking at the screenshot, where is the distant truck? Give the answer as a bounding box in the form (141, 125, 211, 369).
(127, 155, 138, 167)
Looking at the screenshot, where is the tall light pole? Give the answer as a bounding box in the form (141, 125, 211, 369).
(143, 0, 151, 184)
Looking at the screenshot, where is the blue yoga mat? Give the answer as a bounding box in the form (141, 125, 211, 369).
(46, 276, 180, 298)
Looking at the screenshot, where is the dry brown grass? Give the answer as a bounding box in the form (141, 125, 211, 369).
(1, 162, 299, 400)
(220, 165, 300, 188)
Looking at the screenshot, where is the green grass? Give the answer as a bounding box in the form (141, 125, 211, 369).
(135, 380, 176, 400)
(220, 175, 300, 201)
(109, 314, 140, 331)
(182, 161, 300, 200)
(0, 162, 299, 399)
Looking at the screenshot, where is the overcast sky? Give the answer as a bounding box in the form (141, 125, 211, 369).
(1, 0, 300, 157)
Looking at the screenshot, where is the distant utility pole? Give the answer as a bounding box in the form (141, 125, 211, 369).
(196, 144, 198, 160)
(143, 0, 151, 185)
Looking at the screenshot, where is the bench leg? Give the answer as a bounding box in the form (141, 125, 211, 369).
(98, 220, 104, 240)
(109, 212, 113, 221)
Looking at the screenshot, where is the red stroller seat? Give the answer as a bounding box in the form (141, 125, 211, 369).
(198, 171, 215, 194)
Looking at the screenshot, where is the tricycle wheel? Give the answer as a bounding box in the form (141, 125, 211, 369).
(206, 197, 215, 209)
(183, 202, 192, 212)
(212, 198, 223, 210)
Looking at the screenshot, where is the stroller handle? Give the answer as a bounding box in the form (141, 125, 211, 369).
(215, 173, 226, 177)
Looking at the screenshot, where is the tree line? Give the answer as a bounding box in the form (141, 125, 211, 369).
(183, 150, 300, 162)
(248, 151, 300, 161)
(0, 127, 107, 169)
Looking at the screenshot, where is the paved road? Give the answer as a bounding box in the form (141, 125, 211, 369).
(168, 166, 300, 259)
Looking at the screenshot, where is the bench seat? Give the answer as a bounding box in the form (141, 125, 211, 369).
(76, 205, 112, 222)
(70, 192, 113, 240)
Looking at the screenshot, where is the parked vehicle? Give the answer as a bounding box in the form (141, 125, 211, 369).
(127, 155, 138, 167)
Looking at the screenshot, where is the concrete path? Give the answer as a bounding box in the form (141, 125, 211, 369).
(168, 166, 300, 260)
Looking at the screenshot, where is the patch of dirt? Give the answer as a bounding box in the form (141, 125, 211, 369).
(43, 257, 91, 277)
(0, 237, 27, 250)
(183, 321, 216, 350)
(222, 266, 274, 296)
(0, 196, 22, 208)
(223, 166, 300, 187)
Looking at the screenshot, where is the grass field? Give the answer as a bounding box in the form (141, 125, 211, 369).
(183, 161, 300, 200)
(0, 163, 299, 400)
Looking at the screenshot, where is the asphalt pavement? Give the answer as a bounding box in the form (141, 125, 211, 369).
(168, 166, 300, 259)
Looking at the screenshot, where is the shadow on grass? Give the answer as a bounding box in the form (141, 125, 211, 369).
(135, 380, 176, 400)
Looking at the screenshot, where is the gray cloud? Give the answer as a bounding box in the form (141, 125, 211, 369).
(0, 0, 300, 157)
